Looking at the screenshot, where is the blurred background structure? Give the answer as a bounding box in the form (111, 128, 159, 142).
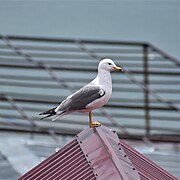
(0, 1, 179, 179)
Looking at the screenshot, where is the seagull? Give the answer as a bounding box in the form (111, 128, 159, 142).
(39, 59, 123, 128)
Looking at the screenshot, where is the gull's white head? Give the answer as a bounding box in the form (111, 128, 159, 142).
(98, 58, 123, 72)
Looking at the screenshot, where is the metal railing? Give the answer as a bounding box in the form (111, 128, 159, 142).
(0, 35, 179, 140)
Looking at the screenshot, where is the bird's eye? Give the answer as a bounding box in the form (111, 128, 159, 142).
(108, 63, 112, 65)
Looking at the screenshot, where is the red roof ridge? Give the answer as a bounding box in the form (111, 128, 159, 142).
(76, 125, 141, 179)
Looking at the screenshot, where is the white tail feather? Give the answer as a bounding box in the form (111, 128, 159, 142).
(52, 111, 68, 121)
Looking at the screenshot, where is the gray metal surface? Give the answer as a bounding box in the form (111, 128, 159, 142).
(0, 152, 19, 180)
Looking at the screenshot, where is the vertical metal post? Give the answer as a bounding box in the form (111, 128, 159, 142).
(143, 45, 150, 136)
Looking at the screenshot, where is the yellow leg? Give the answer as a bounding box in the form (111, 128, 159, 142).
(89, 111, 92, 128)
(89, 111, 101, 128)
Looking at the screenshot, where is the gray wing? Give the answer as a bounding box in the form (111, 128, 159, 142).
(57, 85, 105, 112)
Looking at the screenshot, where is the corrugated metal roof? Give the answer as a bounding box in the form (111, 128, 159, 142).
(19, 126, 177, 180)
(120, 141, 177, 180)
(19, 139, 96, 180)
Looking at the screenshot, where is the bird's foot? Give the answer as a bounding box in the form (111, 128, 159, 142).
(90, 121, 101, 128)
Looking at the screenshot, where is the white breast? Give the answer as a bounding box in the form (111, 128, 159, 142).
(84, 70, 112, 111)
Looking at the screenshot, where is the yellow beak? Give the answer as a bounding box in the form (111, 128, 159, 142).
(113, 66, 123, 72)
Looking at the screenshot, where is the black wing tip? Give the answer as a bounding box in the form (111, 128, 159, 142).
(39, 111, 50, 116)
(39, 107, 57, 120)
(39, 107, 56, 115)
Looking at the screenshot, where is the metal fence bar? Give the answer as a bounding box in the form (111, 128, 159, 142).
(0, 93, 60, 144)
(0, 35, 179, 140)
(1, 35, 179, 63)
(149, 43, 180, 66)
(143, 45, 150, 136)
(0, 35, 147, 46)
(1, 35, 133, 137)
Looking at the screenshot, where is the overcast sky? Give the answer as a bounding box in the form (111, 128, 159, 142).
(0, 1, 179, 59)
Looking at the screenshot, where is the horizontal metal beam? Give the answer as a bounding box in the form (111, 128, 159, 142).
(0, 74, 179, 85)
(1, 81, 179, 94)
(0, 35, 148, 46)
(0, 96, 178, 111)
(1, 35, 179, 63)
(0, 62, 179, 76)
(0, 44, 144, 54)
